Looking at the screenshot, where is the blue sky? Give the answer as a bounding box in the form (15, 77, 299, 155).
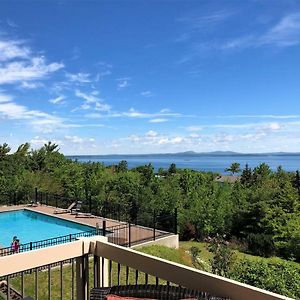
(1, 0, 300, 154)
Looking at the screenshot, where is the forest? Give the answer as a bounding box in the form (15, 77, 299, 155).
(0, 141, 299, 264)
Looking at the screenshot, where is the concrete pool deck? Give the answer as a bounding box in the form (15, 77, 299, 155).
(0, 204, 173, 247)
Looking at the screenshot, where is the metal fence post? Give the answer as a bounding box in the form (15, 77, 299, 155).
(174, 207, 178, 235)
(102, 220, 106, 237)
(35, 187, 38, 204)
(128, 223, 131, 247)
(89, 195, 92, 214)
(153, 210, 156, 241)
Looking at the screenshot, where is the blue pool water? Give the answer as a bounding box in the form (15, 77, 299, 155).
(0, 210, 94, 247)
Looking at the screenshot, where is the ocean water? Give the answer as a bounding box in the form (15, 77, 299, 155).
(0, 210, 93, 247)
(68, 154, 300, 174)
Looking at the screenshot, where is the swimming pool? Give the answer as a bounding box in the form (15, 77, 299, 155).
(0, 209, 94, 247)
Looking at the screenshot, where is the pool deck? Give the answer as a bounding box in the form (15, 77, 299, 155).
(0, 204, 170, 246)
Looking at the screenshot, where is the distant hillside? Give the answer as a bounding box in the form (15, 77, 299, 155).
(68, 151, 300, 158)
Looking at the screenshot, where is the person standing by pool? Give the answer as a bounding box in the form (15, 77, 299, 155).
(11, 236, 20, 253)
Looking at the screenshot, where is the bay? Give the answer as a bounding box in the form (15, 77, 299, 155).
(68, 154, 300, 174)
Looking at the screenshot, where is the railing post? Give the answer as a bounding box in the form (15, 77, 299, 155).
(76, 255, 88, 300)
(128, 223, 131, 247)
(30, 242, 33, 251)
(35, 187, 38, 204)
(69, 234, 72, 242)
(174, 207, 178, 235)
(89, 195, 92, 213)
(153, 210, 156, 241)
(118, 203, 120, 221)
(102, 220, 106, 237)
(103, 201, 107, 219)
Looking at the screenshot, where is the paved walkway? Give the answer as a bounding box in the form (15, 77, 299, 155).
(0, 205, 169, 247)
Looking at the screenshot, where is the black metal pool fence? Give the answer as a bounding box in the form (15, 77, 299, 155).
(0, 188, 178, 234)
(0, 228, 101, 257)
(0, 189, 178, 257)
(0, 219, 173, 257)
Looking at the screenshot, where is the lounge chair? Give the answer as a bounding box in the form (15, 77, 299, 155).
(54, 202, 76, 214)
(27, 201, 39, 207)
(75, 212, 95, 218)
(69, 201, 94, 218)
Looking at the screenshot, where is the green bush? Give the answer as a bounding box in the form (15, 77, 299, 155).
(230, 259, 300, 299)
(247, 233, 275, 257)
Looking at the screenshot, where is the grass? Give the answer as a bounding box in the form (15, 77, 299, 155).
(2, 241, 299, 299)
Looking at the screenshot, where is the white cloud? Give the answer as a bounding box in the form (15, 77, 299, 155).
(116, 77, 130, 89)
(64, 135, 84, 144)
(66, 72, 91, 83)
(140, 91, 152, 97)
(75, 89, 111, 112)
(0, 93, 13, 103)
(0, 56, 64, 84)
(117, 108, 181, 119)
(49, 95, 65, 105)
(149, 118, 168, 123)
(217, 114, 300, 119)
(261, 13, 300, 47)
(145, 130, 158, 137)
(0, 92, 66, 133)
(84, 113, 103, 119)
(19, 81, 44, 89)
(75, 90, 99, 103)
(222, 13, 300, 50)
(0, 40, 30, 61)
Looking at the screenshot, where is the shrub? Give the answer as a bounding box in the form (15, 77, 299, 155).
(180, 221, 196, 241)
(247, 233, 275, 257)
(230, 259, 300, 299)
(209, 236, 236, 277)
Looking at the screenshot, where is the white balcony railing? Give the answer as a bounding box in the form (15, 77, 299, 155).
(0, 236, 293, 300)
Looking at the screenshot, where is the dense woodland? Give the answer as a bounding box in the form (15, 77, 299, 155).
(0, 142, 299, 264)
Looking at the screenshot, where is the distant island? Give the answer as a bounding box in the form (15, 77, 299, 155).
(67, 150, 300, 158)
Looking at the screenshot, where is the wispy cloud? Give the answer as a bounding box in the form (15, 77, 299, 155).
(140, 90, 153, 97)
(216, 114, 300, 119)
(185, 121, 285, 132)
(222, 13, 300, 50)
(84, 108, 182, 120)
(0, 57, 64, 84)
(74, 90, 111, 112)
(0, 92, 66, 133)
(6, 19, 18, 28)
(116, 77, 130, 90)
(177, 10, 233, 32)
(64, 135, 95, 144)
(66, 72, 91, 83)
(149, 118, 168, 123)
(0, 40, 30, 61)
(19, 81, 44, 89)
(49, 95, 65, 105)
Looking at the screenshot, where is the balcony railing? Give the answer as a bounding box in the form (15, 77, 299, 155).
(0, 236, 292, 300)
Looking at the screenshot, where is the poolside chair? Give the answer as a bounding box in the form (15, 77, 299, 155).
(27, 200, 39, 207)
(53, 202, 76, 214)
(73, 201, 95, 218)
